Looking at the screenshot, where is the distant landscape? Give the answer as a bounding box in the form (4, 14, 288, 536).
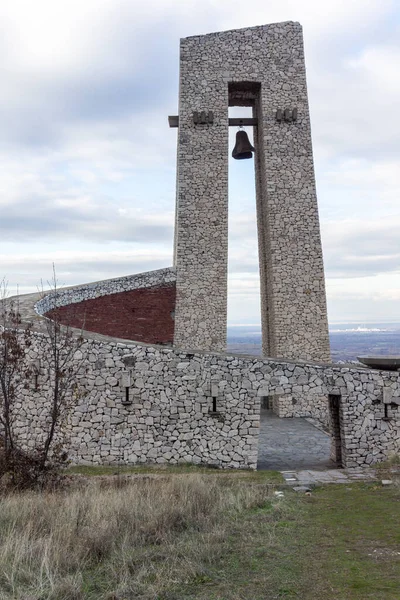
(227, 323, 400, 362)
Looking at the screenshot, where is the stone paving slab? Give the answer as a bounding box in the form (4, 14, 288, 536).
(257, 410, 332, 471)
(257, 410, 382, 486)
(281, 468, 378, 486)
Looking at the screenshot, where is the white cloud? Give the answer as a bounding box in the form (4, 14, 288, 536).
(0, 248, 173, 295)
(215, 0, 393, 35)
(349, 45, 400, 94)
(322, 215, 400, 278)
(0, 0, 397, 324)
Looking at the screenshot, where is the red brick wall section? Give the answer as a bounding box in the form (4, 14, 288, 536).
(45, 284, 176, 345)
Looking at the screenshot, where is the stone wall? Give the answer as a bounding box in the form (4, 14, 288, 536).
(173, 22, 331, 362)
(11, 286, 400, 469)
(272, 393, 329, 430)
(13, 332, 261, 469)
(35, 267, 176, 315)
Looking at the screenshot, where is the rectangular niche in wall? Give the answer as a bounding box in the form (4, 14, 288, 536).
(328, 394, 343, 467)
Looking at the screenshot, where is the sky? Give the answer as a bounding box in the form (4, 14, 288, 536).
(0, 0, 399, 327)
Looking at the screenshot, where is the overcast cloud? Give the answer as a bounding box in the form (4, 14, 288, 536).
(0, 0, 399, 325)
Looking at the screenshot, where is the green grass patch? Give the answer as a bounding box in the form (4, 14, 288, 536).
(303, 483, 400, 599)
(171, 482, 400, 600)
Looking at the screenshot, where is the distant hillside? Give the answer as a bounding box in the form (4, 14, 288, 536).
(227, 324, 400, 362)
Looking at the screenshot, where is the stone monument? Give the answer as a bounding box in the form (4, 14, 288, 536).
(9, 23, 399, 471)
(171, 21, 331, 363)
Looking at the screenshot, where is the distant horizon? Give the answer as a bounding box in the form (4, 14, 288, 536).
(228, 321, 400, 330)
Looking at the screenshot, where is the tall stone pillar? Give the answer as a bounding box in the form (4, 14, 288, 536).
(173, 22, 331, 363)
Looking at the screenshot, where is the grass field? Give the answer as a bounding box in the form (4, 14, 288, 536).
(0, 472, 399, 599)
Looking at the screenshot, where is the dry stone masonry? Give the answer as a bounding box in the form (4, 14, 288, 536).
(35, 268, 176, 314)
(7, 281, 399, 469)
(6, 22, 400, 471)
(173, 22, 331, 362)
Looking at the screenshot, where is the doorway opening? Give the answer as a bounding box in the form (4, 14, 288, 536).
(257, 398, 333, 471)
(328, 394, 343, 467)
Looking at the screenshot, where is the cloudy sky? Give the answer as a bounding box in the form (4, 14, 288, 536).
(0, 0, 399, 326)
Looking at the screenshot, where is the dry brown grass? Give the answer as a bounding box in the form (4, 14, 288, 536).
(1, 476, 399, 599)
(0, 474, 273, 599)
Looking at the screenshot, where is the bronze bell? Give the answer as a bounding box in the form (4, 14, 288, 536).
(232, 130, 255, 160)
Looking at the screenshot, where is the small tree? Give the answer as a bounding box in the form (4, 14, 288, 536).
(0, 280, 33, 476)
(38, 271, 86, 470)
(0, 271, 86, 487)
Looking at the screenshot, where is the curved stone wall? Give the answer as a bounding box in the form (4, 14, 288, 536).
(11, 321, 400, 469)
(8, 270, 399, 470)
(35, 267, 176, 315)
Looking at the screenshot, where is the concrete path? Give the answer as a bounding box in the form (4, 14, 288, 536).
(257, 409, 332, 471)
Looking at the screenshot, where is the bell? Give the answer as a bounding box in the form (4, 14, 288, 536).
(232, 130, 255, 160)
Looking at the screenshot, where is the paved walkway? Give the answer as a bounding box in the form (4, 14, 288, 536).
(257, 409, 332, 471)
(257, 411, 382, 486)
(281, 468, 378, 487)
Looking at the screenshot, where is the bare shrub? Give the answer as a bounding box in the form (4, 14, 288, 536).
(0, 271, 86, 489)
(36, 268, 86, 472)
